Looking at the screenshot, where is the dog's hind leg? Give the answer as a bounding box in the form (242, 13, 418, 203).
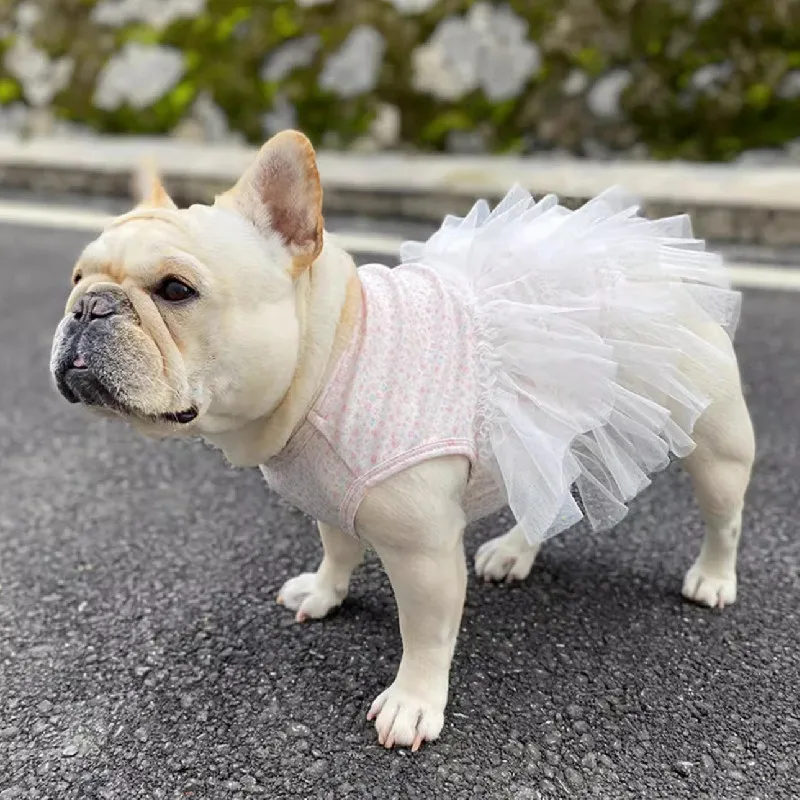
(680, 366, 755, 609)
(474, 524, 541, 583)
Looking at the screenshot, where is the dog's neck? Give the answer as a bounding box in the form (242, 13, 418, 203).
(205, 235, 361, 467)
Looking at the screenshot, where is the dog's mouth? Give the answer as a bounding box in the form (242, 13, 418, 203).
(160, 407, 199, 425)
(59, 362, 198, 426)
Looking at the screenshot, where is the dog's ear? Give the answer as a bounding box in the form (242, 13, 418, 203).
(133, 157, 177, 210)
(220, 130, 323, 275)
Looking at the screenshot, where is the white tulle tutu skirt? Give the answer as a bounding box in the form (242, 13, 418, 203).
(401, 186, 741, 544)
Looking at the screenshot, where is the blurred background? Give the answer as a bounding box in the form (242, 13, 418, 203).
(1, 0, 799, 162)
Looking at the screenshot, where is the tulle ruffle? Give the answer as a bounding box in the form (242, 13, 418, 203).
(401, 186, 741, 543)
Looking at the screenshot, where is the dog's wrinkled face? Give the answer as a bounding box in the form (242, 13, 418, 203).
(50, 130, 324, 437)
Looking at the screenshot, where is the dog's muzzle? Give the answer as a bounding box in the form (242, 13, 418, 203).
(51, 287, 199, 424)
(51, 287, 134, 410)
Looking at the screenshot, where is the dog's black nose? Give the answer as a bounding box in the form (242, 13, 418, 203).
(73, 292, 119, 321)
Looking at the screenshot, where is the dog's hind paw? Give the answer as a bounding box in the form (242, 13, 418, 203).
(682, 560, 737, 609)
(277, 572, 346, 622)
(475, 528, 539, 583)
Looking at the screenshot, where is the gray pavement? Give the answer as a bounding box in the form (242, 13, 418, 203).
(0, 222, 798, 800)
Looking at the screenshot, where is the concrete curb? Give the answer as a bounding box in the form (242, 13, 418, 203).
(2, 136, 800, 245)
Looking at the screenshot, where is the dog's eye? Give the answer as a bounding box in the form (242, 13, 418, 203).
(155, 278, 196, 303)
(72, 270, 82, 286)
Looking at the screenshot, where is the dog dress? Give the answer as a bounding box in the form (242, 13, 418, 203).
(261, 186, 741, 542)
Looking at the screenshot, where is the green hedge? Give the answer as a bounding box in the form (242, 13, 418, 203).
(1, 0, 799, 161)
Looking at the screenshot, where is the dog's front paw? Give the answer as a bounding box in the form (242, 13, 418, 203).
(682, 560, 737, 609)
(277, 572, 346, 622)
(367, 683, 445, 752)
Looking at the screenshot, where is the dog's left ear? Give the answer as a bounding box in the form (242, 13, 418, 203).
(220, 130, 323, 274)
(133, 157, 177, 210)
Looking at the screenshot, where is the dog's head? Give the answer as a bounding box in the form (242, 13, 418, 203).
(50, 130, 324, 438)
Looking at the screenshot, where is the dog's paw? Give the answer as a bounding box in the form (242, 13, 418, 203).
(367, 683, 445, 752)
(277, 572, 346, 622)
(682, 560, 737, 609)
(475, 533, 538, 583)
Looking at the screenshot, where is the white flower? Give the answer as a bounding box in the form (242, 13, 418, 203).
(295, 0, 334, 7)
(383, 0, 438, 13)
(689, 62, 733, 93)
(562, 69, 589, 97)
(586, 69, 632, 119)
(692, 0, 721, 22)
(319, 26, 385, 98)
(261, 36, 321, 83)
(14, 1, 43, 32)
(412, 18, 481, 101)
(3, 36, 74, 108)
(94, 43, 185, 111)
(92, 0, 206, 29)
(412, 4, 540, 102)
(778, 70, 800, 100)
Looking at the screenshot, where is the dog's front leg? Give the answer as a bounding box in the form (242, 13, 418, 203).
(358, 457, 469, 751)
(277, 522, 365, 622)
(366, 528, 466, 750)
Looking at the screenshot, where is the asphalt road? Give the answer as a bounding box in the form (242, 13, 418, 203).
(0, 220, 798, 800)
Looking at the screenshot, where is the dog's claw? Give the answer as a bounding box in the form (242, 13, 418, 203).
(366, 698, 381, 722)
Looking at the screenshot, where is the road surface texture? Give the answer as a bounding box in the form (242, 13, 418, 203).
(0, 220, 798, 800)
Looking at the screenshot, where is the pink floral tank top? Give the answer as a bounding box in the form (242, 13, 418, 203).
(260, 263, 505, 535)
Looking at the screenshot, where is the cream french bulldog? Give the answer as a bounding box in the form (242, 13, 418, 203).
(51, 131, 755, 751)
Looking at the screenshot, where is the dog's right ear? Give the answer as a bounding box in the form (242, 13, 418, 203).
(132, 156, 177, 211)
(217, 130, 324, 275)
